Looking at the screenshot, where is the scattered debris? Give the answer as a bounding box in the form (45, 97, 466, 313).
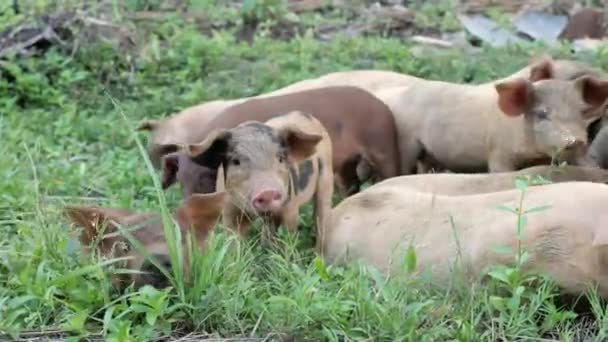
(369, 3, 414, 25)
(572, 38, 607, 52)
(1, 1, 607, 59)
(457, 14, 523, 47)
(513, 10, 567, 44)
(460, 0, 547, 14)
(560, 7, 607, 40)
(288, 0, 342, 13)
(0, 12, 77, 58)
(410, 35, 453, 48)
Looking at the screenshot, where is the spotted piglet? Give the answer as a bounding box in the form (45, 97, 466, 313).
(183, 111, 333, 250)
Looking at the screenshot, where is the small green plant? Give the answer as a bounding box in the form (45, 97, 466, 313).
(485, 176, 575, 338)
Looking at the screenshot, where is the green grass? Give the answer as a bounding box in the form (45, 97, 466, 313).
(3, 2, 608, 341)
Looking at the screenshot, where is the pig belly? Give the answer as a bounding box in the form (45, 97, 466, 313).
(420, 129, 488, 172)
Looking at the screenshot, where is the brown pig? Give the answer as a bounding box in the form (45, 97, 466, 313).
(65, 191, 226, 289)
(324, 181, 608, 298)
(184, 111, 334, 250)
(372, 164, 608, 196)
(161, 86, 400, 196)
(137, 71, 409, 168)
(374, 57, 608, 173)
(138, 100, 235, 168)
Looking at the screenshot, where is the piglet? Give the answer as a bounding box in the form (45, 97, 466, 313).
(65, 192, 226, 289)
(184, 111, 334, 250)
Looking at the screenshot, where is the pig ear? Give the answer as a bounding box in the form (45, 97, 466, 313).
(155, 144, 181, 156)
(175, 191, 226, 245)
(279, 127, 323, 162)
(185, 129, 232, 170)
(161, 153, 180, 190)
(495, 78, 534, 117)
(65, 206, 132, 245)
(575, 76, 608, 111)
(136, 119, 159, 131)
(528, 57, 555, 82)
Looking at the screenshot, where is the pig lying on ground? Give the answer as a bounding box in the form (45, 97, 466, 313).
(372, 164, 608, 195)
(65, 191, 226, 289)
(161, 86, 400, 196)
(324, 182, 608, 298)
(184, 111, 333, 250)
(375, 57, 608, 173)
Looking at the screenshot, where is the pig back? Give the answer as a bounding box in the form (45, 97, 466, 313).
(206, 86, 400, 179)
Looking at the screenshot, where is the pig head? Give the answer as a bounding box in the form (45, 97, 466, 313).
(492, 70, 608, 170)
(65, 192, 226, 289)
(185, 121, 322, 218)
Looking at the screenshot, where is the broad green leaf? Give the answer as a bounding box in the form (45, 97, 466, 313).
(496, 204, 516, 214)
(63, 309, 89, 334)
(313, 256, 329, 281)
(404, 245, 417, 274)
(524, 205, 552, 214)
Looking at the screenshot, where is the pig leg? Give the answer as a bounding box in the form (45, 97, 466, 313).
(337, 156, 363, 196)
(399, 137, 423, 175)
(223, 204, 252, 238)
(280, 204, 299, 233)
(313, 165, 334, 254)
(334, 174, 351, 197)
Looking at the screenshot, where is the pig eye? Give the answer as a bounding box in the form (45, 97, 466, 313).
(231, 158, 241, 166)
(535, 109, 549, 120)
(277, 154, 286, 163)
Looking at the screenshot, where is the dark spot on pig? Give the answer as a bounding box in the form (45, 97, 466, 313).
(289, 165, 298, 195)
(354, 191, 394, 209)
(296, 159, 314, 193)
(317, 157, 323, 175)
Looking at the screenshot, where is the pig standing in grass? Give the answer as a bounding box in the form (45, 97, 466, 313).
(324, 182, 608, 298)
(183, 111, 333, 250)
(374, 58, 608, 173)
(139, 58, 607, 171)
(65, 191, 226, 289)
(158, 86, 400, 197)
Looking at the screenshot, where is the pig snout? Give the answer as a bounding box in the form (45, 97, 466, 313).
(542, 122, 587, 152)
(252, 189, 284, 213)
(564, 138, 586, 151)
